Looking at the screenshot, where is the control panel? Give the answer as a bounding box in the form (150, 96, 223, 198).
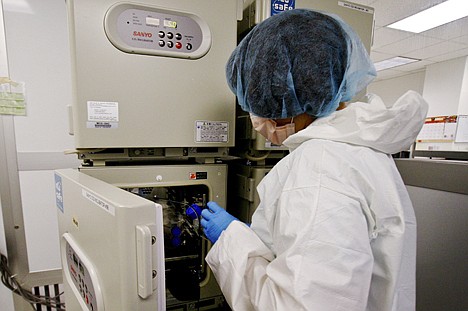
(104, 3, 212, 59)
(62, 234, 104, 311)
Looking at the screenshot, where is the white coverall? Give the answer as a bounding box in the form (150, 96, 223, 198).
(206, 91, 429, 311)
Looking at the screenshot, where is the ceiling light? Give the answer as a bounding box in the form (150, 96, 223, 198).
(374, 57, 420, 71)
(387, 0, 468, 33)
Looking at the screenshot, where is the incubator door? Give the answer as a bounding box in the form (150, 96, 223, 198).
(55, 168, 166, 311)
(56, 164, 228, 310)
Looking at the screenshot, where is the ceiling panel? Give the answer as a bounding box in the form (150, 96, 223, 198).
(422, 17, 468, 40)
(351, 0, 468, 81)
(452, 35, 468, 45)
(405, 40, 467, 59)
(370, 50, 396, 62)
(372, 26, 414, 48)
(373, 35, 443, 56)
(428, 47, 468, 62)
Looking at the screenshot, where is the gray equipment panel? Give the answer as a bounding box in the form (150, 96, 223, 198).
(67, 0, 238, 149)
(395, 159, 468, 311)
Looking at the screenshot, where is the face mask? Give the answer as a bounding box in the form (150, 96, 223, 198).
(249, 113, 295, 146)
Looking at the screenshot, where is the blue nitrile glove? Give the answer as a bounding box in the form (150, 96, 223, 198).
(201, 201, 237, 244)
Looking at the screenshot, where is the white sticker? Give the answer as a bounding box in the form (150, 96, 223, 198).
(87, 121, 119, 129)
(87, 101, 119, 122)
(455, 115, 468, 143)
(82, 189, 115, 216)
(55, 174, 64, 213)
(87, 101, 119, 129)
(338, 1, 374, 14)
(195, 121, 229, 143)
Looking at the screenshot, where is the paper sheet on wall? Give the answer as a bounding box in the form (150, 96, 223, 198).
(417, 115, 457, 141)
(0, 77, 27, 116)
(455, 115, 468, 142)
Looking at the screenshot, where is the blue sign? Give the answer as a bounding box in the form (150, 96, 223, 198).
(55, 174, 64, 213)
(271, 0, 295, 15)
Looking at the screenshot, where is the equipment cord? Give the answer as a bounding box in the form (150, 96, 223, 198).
(0, 253, 66, 310)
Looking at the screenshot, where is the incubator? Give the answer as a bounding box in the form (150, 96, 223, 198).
(57, 0, 238, 310)
(56, 1, 375, 310)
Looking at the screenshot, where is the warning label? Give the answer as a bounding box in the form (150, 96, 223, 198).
(195, 121, 229, 143)
(87, 101, 119, 129)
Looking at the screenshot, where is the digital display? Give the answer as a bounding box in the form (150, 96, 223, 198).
(164, 20, 177, 28)
(146, 17, 160, 26)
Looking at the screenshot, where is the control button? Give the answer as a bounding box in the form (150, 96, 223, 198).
(159, 40, 165, 47)
(167, 32, 174, 39)
(167, 41, 174, 48)
(175, 42, 182, 49)
(175, 33, 182, 40)
(186, 43, 193, 50)
(158, 31, 165, 38)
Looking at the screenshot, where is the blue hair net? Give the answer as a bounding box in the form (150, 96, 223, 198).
(226, 9, 376, 119)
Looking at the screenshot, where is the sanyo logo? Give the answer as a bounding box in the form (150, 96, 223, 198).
(133, 31, 153, 38)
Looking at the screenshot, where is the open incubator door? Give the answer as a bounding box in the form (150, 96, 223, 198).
(55, 164, 228, 310)
(55, 168, 166, 311)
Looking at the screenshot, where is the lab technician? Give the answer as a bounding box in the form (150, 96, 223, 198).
(201, 9, 428, 311)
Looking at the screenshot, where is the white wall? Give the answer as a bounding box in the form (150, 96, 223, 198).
(0, 6, 13, 311)
(6, 1, 74, 152)
(1, 0, 79, 297)
(0, 204, 13, 311)
(369, 57, 468, 118)
(422, 56, 468, 117)
(460, 59, 468, 116)
(0, 1, 82, 308)
(368, 70, 426, 104)
(0, 0, 15, 309)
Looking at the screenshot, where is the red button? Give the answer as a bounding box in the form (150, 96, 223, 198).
(175, 42, 182, 49)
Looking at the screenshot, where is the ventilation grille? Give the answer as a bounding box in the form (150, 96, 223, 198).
(32, 283, 65, 311)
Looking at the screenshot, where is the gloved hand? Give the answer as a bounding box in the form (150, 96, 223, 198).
(201, 201, 237, 244)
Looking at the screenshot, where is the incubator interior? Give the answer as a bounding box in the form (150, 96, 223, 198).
(125, 185, 210, 306)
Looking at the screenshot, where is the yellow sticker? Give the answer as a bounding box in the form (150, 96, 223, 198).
(0, 77, 27, 116)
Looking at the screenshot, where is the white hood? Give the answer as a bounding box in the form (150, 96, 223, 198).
(283, 90, 429, 154)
